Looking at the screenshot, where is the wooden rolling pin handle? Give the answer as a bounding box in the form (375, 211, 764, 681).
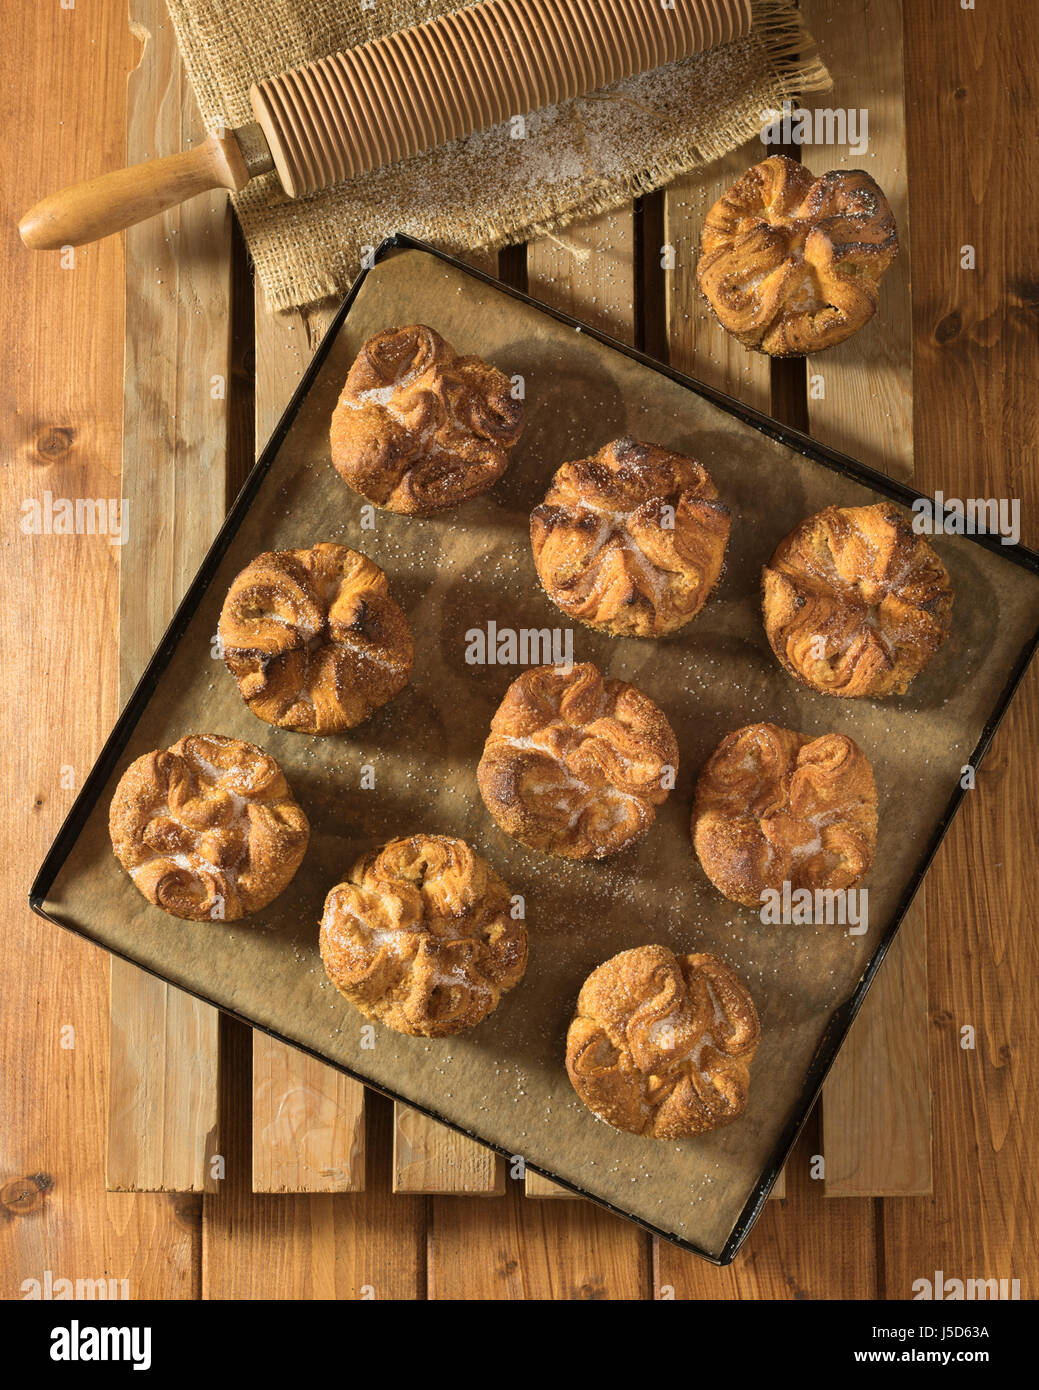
(18, 130, 251, 250)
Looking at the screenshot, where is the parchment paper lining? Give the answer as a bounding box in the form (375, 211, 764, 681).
(42, 249, 1039, 1259)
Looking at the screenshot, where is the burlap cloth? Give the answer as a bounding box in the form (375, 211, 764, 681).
(165, 0, 830, 312)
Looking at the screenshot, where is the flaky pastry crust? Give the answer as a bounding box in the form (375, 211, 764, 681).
(319, 834, 528, 1037)
(329, 323, 525, 514)
(477, 662, 678, 860)
(697, 154, 899, 355)
(566, 945, 759, 1138)
(762, 502, 953, 698)
(219, 542, 413, 734)
(109, 734, 309, 921)
(692, 723, 878, 908)
(530, 438, 731, 637)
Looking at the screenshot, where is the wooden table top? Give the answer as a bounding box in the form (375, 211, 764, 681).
(3, 0, 1036, 1299)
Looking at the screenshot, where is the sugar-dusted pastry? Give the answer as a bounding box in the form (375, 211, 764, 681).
(692, 722, 878, 908)
(762, 501, 953, 698)
(329, 323, 525, 514)
(566, 945, 759, 1139)
(109, 734, 309, 922)
(697, 154, 899, 355)
(219, 542, 413, 734)
(477, 662, 678, 860)
(530, 438, 731, 638)
(319, 834, 527, 1037)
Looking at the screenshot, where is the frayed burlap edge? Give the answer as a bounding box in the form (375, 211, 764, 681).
(166, 0, 831, 312)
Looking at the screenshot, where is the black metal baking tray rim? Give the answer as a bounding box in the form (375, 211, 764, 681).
(29, 233, 1039, 1266)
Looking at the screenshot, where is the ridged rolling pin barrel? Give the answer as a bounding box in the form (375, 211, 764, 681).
(19, 0, 751, 250)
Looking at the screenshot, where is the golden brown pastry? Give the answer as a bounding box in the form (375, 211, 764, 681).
(530, 438, 731, 638)
(219, 542, 413, 734)
(319, 834, 527, 1037)
(477, 662, 678, 859)
(329, 323, 525, 514)
(697, 154, 899, 355)
(109, 734, 309, 921)
(566, 945, 759, 1139)
(692, 723, 877, 908)
(762, 501, 953, 698)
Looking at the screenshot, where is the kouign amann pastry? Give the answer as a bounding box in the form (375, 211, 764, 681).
(319, 834, 527, 1037)
(219, 542, 413, 734)
(697, 154, 898, 355)
(566, 945, 759, 1139)
(329, 323, 525, 514)
(477, 662, 678, 860)
(692, 722, 878, 909)
(109, 734, 309, 921)
(762, 501, 953, 698)
(530, 438, 731, 637)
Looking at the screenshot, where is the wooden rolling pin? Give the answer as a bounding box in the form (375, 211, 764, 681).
(19, 0, 750, 250)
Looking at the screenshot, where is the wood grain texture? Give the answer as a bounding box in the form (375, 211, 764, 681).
(664, 147, 782, 1199)
(19, 128, 250, 251)
(665, 153, 772, 417)
(882, 0, 1039, 1296)
(653, 1108, 878, 1298)
(109, 0, 228, 1194)
(248, 294, 372, 1194)
(430, 1170, 651, 1299)
(393, 1113, 504, 1195)
(0, 0, 199, 1293)
(524, 1169, 581, 1198)
(251, 1034, 365, 1192)
(206, 1018, 426, 1298)
(202, 242, 421, 1295)
(800, 0, 930, 1198)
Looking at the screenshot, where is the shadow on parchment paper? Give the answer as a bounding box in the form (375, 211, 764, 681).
(38, 248, 1039, 1264)
(494, 337, 629, 511)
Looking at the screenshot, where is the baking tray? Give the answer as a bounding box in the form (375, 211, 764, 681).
(31, 236, 1039, 1263)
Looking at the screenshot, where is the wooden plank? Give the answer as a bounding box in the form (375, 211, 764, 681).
(799, 0, 931, 1198)
(652, 1107, 877, 1298)
(251, 1035, 365, 1193)
(883, 0, 1039, 1294)
(665, 149, 783, 1198)
(249, 294, 369, 1194)
(430, 1174, 651, 1298)
(389, 245, 509, 1199)
(108, 0, 226, 1194)
(526, 211, 635, 344)
(655, 138, 887, 1287)
(524, 1170, 580, 1199)
(207, 1020, 426, 1297)
(665, 156, 772, 417)
(393, 1113, 505, 1195)
(0, 0, 199, 1292)
(429, 213, 649, 1291)
(521, 209, 634, 1202)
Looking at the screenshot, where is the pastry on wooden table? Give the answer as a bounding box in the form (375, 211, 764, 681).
(329, 323, 525, 514)
(319, 834, 527, 1037)
(477, 662, 678, 859)
(530, 438, 731, 638)
(692, 722, 878, 909)
(109, 734, 309, 922)
(697, 154, 899, 355)
(761, 501, 953, 698)
(219, 542, 413, 734)
(566, 945, 760, 1139)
